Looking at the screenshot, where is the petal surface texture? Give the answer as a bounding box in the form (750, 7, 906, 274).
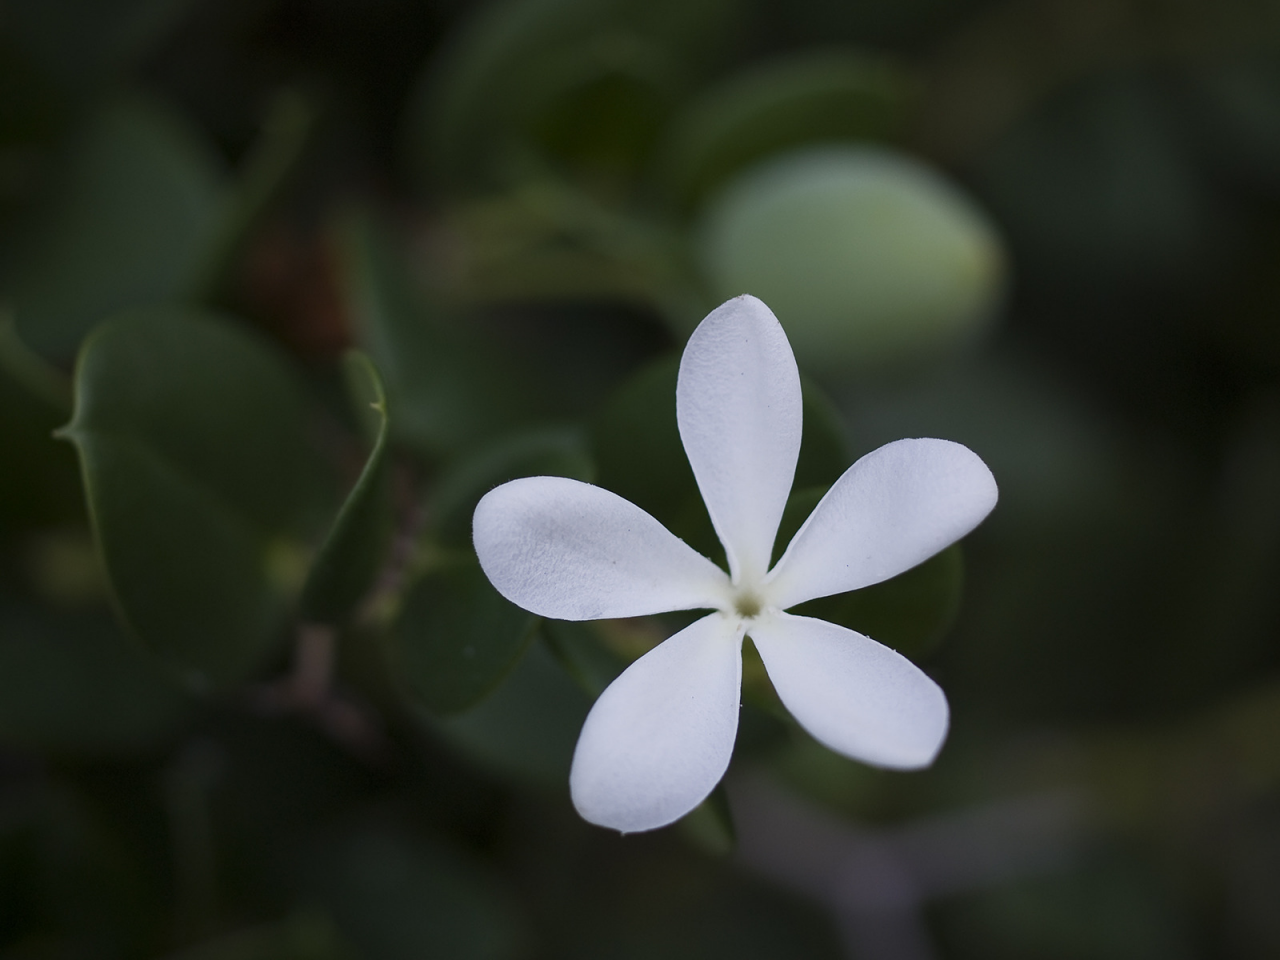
(473, 477, 730, 620)
(570, 613, 745, 832)
(767, 438, 997, 609)
(749, 613, 948, 768)
(677, 294, 802, 586)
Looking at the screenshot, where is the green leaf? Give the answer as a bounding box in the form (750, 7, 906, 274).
(771, 485, 827, 569)
(0, 605, 192, 755)
(657, 50, 914, 211)
(402, 0, 735, 192)
(300, 821, 525, 960)
(60, 307, 332, 687)
(300, 352, 394, 624)
(4, 0, 198, 91)
(792, 544, 965, 658)
(794, 375, 850, 489)
(0, 321, 82, 537)
(431, 631, 591, 787)
(677, 783, 736, 855)
(195, 88, 319, 302)
(541, 618, 624, 696)
(2, 784, 162, 954)
(945, 853, 1190, 960)
(391, 562, 537, 716)
(430, 426, 594, 547)
(335, 211, 522, 457)
(2, 94, 225, 360)
(697, 146, 1006, 374)
(162, 913, 357, 960)
(590, 353, 698, 530)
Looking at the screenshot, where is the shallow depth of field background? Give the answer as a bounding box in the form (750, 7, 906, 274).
(4, 0, 1280, 958)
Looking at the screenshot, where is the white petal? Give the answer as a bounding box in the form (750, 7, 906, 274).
(473, 477, 730, 620)
(570, 613, 745, 832)
(767, 438, 996, 609)
(677, 295, 802, 586)
(749, 612, 948, 768)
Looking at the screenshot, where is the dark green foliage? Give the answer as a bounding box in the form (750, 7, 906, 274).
(4, 0, 1280, 956)
(300, 352, 394, 624)
(656, 50, 912, 211)
(60, 308, 331, 687)
(391, 562, 537, 716)
(3, 95, 224, 360)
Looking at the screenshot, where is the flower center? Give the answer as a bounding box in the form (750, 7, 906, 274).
(733, 590, 764, 619)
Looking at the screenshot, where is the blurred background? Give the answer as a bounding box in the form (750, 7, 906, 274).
(4, 0, 1280, 957)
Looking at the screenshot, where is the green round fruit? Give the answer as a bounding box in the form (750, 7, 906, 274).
(697, 146, 1006, 372)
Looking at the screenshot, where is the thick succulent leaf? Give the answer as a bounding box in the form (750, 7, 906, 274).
(589, 353, 711, 549)
(3, 94, 224, 360)
(0, 319, 82, 535)
(299, 821, 525, 960)
(402, 0, 735, 192)
(0, 605, 192, 755)
(432, 632, 592, 786)
(676, 782, 737, 856)
(300, 352, 394, 624)
(161, 913, 357, 960)
(391, 562, 537, 716)
(5, 0, 197, 89)
(335, 211, 523, 457)
(656, 50, 911, 210)
(60, 307, 331, 687)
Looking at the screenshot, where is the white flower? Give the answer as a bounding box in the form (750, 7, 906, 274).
(473, 295, 997, 833)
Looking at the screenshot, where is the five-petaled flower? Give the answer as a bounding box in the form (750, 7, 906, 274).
(473, 295, 997, 833)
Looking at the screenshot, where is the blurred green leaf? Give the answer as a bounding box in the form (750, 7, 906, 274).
(1, 784, 161, 955)
(541, 618, 625, 696)
(403, 0, 736, 191)
(4, 0, 198, 91)
(301, 821, 525, 960)
(2, 94, 226, 360)
(430, 426, 594, 547)
(301, 352, 394, 624)
(941, 853, 1191, 960)
(697, 146, 1005, 373)
(974, 75, 1220, 301)
(60, 307, 331, 687)
(589, 352, 700, 531)
(336, 210, 522, 457)
(794, 375, 850, 489)
(771, 485, 827, 569)
(0, 605, 192, 755)
(435, 182, 689, 312)
(163, 912, 357, 960)
(677, 783, 736, 856)
(432, 631, 591, 787)
(657, 50, 913, 210)
(197, 88, 319, 302)
(391, 562, 537, 716)
(0, 327, 82, 537)
(791, 544, 964, 658)
(0, 37, 67, 151)
(1190, 57, 1280, 201)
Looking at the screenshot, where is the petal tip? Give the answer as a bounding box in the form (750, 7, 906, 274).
(570, 763, 709, 834)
